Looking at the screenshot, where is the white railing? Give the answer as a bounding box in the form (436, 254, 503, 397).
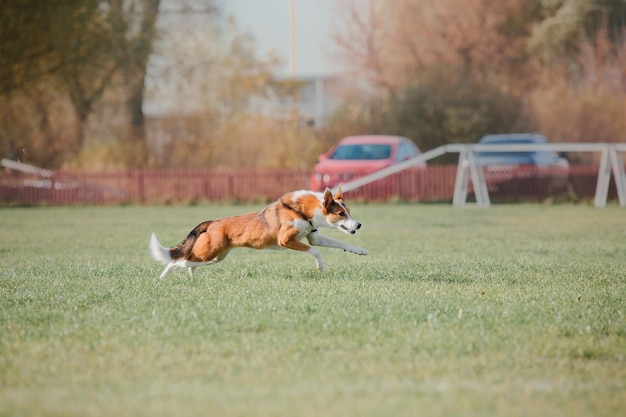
(338, 143, 626, 208)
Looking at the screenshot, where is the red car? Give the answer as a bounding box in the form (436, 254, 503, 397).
(310, 135, 425, 191)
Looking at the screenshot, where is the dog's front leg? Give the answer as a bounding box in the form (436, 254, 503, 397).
(307, 231, 368, 256)
(278, 227, 326, 271)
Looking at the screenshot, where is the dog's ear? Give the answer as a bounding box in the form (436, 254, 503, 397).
(334, 186, 343, 201)
(323, 187, 334, 208)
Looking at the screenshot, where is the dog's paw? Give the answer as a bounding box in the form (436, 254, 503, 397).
(350, 246, 368, 256)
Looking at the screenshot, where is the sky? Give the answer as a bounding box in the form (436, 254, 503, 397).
(224, 0, 338, 77)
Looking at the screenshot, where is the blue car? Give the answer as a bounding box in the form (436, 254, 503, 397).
(475, 133, 570, 196)
(476, 133, 569, 168)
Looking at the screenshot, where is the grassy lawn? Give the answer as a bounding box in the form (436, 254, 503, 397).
(1, 203, 625, 417)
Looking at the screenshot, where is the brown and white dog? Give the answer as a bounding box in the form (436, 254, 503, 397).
(150, 187, 368, 278)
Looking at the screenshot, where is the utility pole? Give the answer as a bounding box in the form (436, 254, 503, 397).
(289, 0, 299, 126)
(289, 0, 297, 76)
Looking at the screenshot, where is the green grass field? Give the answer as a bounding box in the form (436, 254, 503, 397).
(1, 203, 625, 417)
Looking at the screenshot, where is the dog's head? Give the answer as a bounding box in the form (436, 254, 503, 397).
(322, 186, 362, 235)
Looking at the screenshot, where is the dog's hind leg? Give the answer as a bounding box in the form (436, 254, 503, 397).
(160, 262, 178, 280)
(184, 251, 230, 278)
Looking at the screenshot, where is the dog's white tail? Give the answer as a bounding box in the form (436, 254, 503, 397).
(150, 233, 172, 265)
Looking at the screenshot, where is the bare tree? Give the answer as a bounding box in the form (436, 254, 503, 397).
(0, 0, 118, 165)
(332, 0, 531, 94)
(114, 0, 161, 161)
(0, 0, 195, 166)
(332, 0, 388, 93)
(57, 0, 162, 160)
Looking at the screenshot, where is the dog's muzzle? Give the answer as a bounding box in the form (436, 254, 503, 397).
(340, 222, 361, 234)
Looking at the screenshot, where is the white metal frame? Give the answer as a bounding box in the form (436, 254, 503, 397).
(337, 143, 626, 208)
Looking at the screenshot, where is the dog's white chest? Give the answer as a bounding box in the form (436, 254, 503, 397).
(291, 218, 315, 238)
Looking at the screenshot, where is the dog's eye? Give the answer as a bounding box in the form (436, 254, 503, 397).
(338, 211, 346, 217)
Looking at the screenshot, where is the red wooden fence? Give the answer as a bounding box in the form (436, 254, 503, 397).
(0, 165, 614, 206)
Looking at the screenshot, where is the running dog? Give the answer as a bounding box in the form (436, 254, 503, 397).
(150, 187, 368, 278)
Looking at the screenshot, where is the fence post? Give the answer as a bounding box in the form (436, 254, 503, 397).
(452, 146, 491, 207)
(594, 146, 610, 208)
(137, 170, 145, 203)
(467, 149, 491, 207)
(227, 173, 234, 201)
(609, 145, 626, 207)
(453, 148, 470, 207)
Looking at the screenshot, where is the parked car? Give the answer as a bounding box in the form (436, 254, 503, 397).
(475, 133, 570, 197)
(310, 135, 425, 191)
(476, 133, 569, 168)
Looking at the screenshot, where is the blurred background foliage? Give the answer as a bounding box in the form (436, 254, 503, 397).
(1, 0, 625, 169)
